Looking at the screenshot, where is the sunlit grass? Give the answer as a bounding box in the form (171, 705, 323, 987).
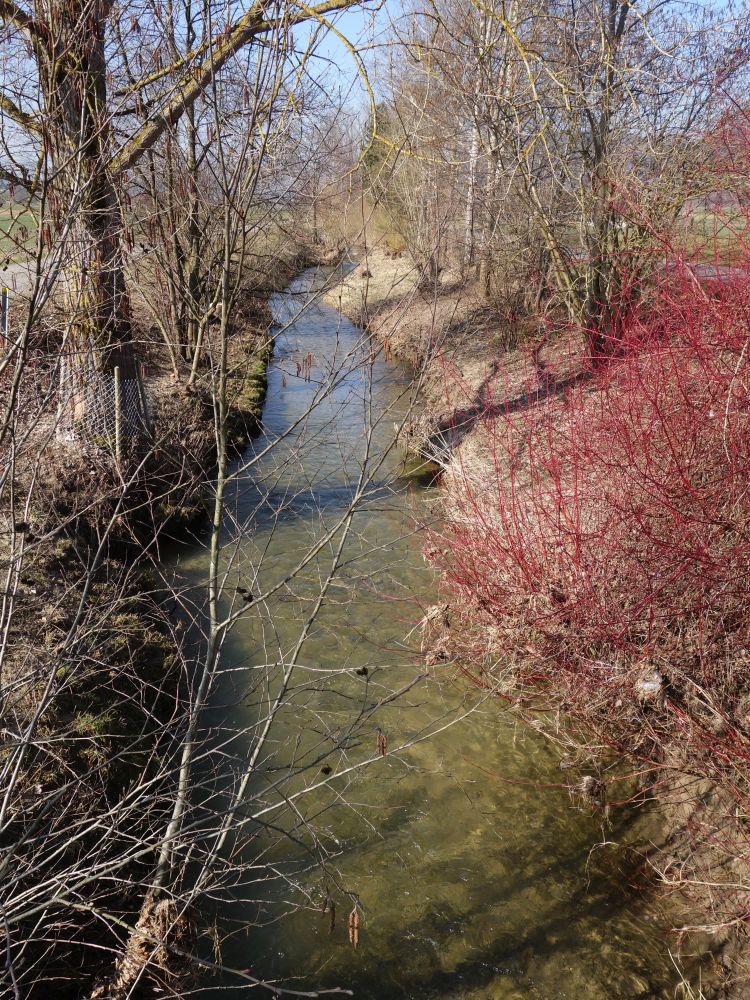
(679, 209, 749, 263)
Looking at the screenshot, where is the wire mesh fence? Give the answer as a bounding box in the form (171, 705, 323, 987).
(56, 347, 151, 450)
(1, 289, 150, 455)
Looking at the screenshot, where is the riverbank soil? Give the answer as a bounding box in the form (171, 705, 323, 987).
(333, 246, 750, 998)
(0, 238, 321, 996)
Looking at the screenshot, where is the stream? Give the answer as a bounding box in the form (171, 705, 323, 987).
(173, 266, 680, 999)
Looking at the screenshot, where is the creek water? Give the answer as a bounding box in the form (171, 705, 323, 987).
(173, 267, 679, 999)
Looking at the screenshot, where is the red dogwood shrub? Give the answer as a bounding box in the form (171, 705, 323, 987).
(433, 177, 750, 776)
(416, 105, 750, 954)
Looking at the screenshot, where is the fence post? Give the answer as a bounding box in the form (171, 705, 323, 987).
(0, 287, 8, 343)
(57, 353, 65, 432)
(114, 365, 122, 466)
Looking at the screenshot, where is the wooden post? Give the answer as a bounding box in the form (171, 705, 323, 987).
(114, 365, 122, 465)
(57, 352, 65, 432)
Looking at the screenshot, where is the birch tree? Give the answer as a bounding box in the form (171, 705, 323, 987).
(386, 0, 750, 336)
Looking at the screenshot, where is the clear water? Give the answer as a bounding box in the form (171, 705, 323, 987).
(171, 267, 679, 999)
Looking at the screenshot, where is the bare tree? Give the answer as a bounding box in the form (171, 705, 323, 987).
(380, 0, 750, 340)
(0, 0, 367, 427)
(0, 5, 473, 996)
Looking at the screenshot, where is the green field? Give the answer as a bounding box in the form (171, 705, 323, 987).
(679, 209, 749, 263)
(0, 204, 38, 259)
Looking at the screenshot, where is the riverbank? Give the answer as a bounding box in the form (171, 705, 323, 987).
(0, 240, 324, 997)
(327, 245, 750, 998)
(136, 244, 319, 535)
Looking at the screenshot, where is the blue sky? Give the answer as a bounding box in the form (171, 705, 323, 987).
(295, 0, 401, 108)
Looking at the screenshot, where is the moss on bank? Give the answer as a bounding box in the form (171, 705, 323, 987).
(225, 300, 276, 450)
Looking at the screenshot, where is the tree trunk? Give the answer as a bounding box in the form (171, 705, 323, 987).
(463, 121, 480, 276)
(61, 170, 146, 438)
(181, 108, 202, 363)
(68, 171, 137, 378)
(477, 149, 499, 299)
(42, 0, 142, 438)
(44, 1, 134, 370)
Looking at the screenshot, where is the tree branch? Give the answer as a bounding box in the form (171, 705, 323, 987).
(0, 163, 29, 189)
(0, 0, 37, 38)
(0, 94, 41, 135)
(111, 0, 364, 176)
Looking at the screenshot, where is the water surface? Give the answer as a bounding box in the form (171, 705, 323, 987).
(175, 267, 677, 999)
